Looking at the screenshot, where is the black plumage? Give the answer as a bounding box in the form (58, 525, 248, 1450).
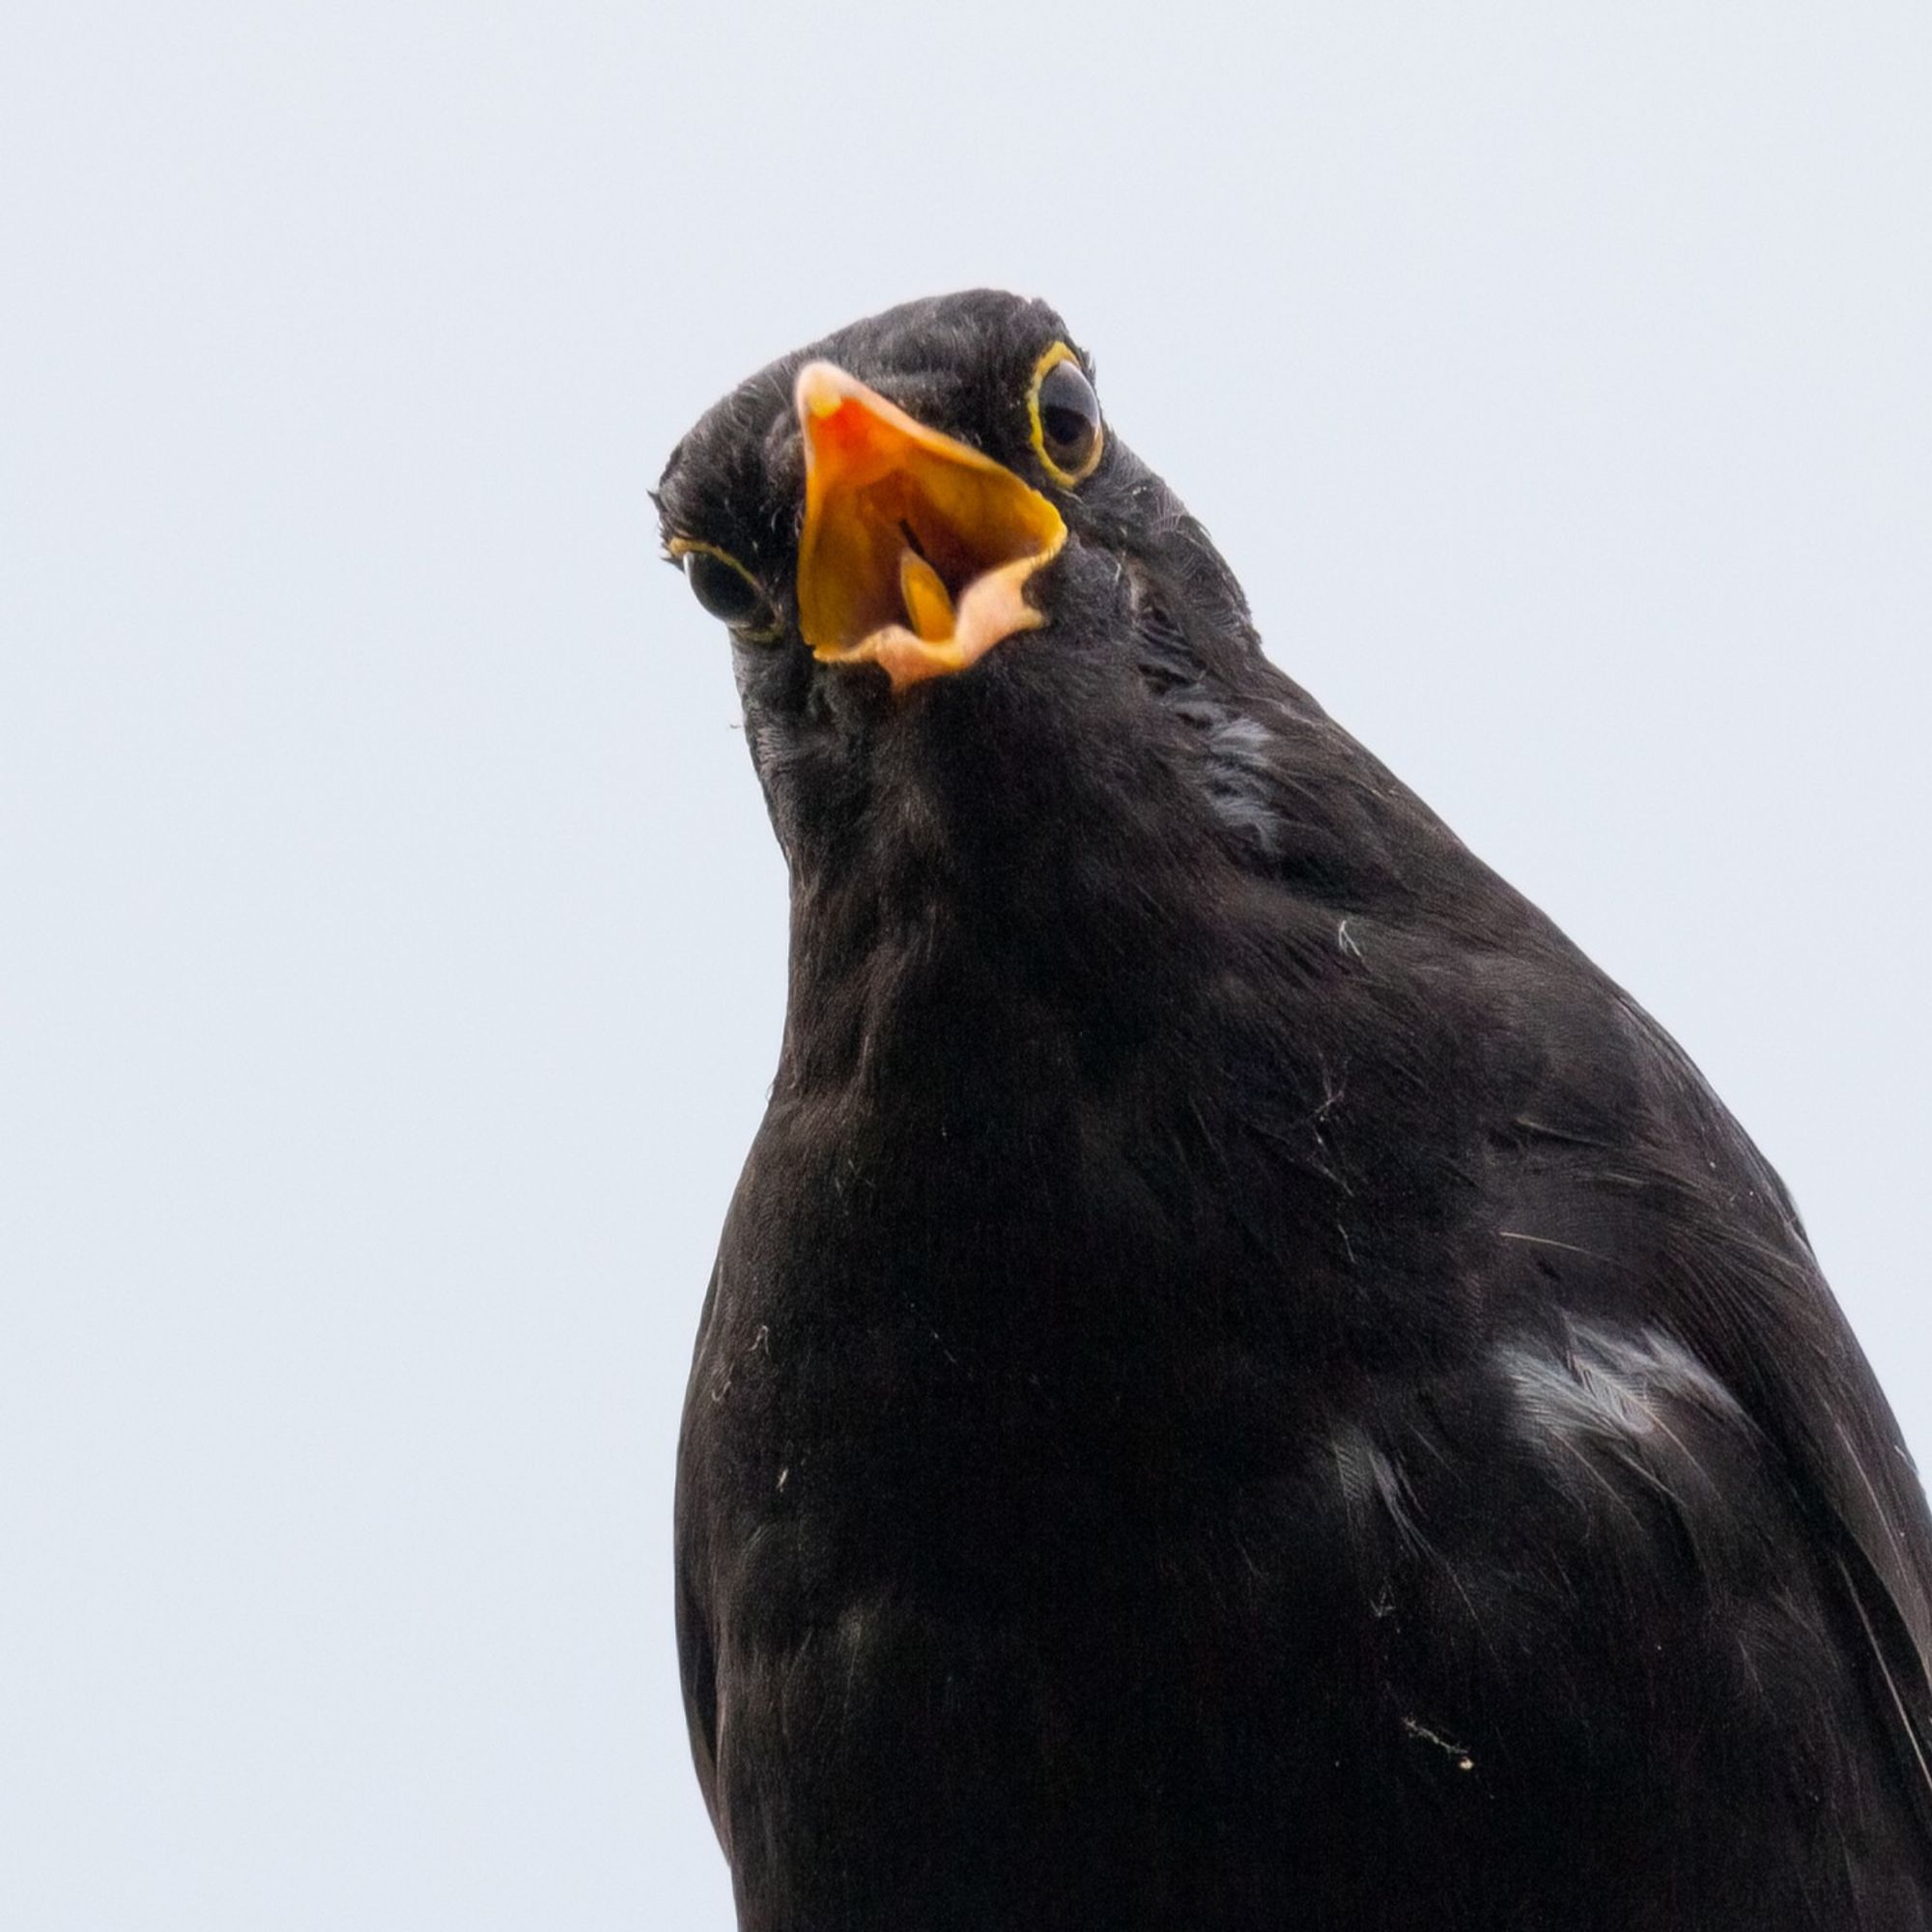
(655, 290, 1932, 1930)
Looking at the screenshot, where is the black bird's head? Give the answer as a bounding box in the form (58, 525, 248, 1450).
(655, 291, 1318, 902)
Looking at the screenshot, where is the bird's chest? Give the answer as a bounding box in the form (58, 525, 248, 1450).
(676, 1019, 1487, 1927)
(682, 1082, 1373, 1794)
(688, 1066, 1341, 1595)
(686, 1310, 1369, 1932)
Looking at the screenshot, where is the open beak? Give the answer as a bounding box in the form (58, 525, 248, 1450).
(794, 361, 1066, 692)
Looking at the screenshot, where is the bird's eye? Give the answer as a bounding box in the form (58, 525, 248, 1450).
(676, 543, 779, 638)
(1028, 345, 1104, 486)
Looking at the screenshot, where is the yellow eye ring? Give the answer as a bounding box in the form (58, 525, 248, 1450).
(668, 537, 782, 642)
(1026, 342, 1105, 488)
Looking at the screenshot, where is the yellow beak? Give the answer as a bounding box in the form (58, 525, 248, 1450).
(793, 361, 1066, 692)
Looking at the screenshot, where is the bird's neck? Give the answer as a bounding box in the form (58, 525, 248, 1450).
(773, 723, 1250, 1111)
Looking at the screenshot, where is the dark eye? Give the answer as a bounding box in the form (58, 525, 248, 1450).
(680, 546, 777, 635)
(1030, 352, 1104, 484)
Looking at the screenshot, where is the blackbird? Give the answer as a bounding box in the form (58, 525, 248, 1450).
(655, 290, 1932, 1931)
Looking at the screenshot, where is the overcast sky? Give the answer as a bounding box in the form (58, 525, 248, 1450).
(3, 6, 1928, 1927)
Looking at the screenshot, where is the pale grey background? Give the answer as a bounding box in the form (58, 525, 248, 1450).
(3, 5, 1927, 1926)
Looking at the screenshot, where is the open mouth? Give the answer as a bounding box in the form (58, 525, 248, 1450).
(793, 361, 1066, 692)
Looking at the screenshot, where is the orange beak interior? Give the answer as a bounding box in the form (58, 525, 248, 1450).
(794, 361, 1066, 691)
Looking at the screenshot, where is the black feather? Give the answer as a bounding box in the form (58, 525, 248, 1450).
(661, 291, 1932, 1931)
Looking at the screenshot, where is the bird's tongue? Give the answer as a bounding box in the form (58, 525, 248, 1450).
(897, 548, 955, 643)
(794, 360, 1065, 692)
